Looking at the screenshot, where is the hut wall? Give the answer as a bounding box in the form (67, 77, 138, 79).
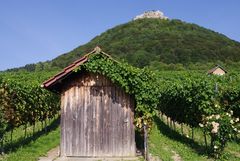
(60, 72, 136, 157)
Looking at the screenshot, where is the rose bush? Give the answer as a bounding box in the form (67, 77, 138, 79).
(201, 110, 240, 158)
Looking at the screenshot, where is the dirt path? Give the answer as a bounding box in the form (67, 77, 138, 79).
(171, 150, 182, 161)
(39, 146, 141, 161)
(38, 146, 59, 161)
(229, 151, 240, 158)
(149, 154, 162, 161)
(55, 157, 140, 161)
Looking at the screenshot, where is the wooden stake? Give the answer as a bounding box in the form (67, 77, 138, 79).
(181, 124, 184, 135)
(33, 122, 35, 135)
(173, 121, 176, 130)
(0, 138, 3, 154)
(192, 127, 194, 140)
(10, 129, 13, 143)
(204, 129, 207, 149)
(144, 124, 149, 161)
(45, 119, 47, 133)
(24, 124, 27, 138)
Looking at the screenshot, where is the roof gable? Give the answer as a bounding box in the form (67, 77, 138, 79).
(207, 65, 227, 74)
(41, 46, 114, 91)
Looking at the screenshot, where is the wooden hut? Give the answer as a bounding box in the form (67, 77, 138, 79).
(207, 65, 227, 76)
(41, 47, 136, 157)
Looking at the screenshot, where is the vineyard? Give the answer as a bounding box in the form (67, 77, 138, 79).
(0, 71, 60, 154)
(0, 54, 240, 160)
(157, 71, 240, 158)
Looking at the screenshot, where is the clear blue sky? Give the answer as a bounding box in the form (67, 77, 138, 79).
(0, 0, 240, 71)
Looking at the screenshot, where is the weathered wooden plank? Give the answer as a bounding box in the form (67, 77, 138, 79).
(66, 90, 71, 156)
(60, 92, 65, 156)
(117, 88, 122, 156)
(72, 86, 79, 156)
(75, 86, 79, 155)
(129, 94, 136, 156)
(69, 87, 74, 156)
(102, 86, 106, 154)
(85, 75, 90, 156)
(116, 87, 120, 156)
(100, 76, 106, 156)
(112, 86, 116, 156)
(96, 87, 100, 156)
(126, 93, 132, 156)
(83, 86, 88, 156)
(62, 91, 66, 156)
(66, 90, 70, 155)
(77, 86, 83, 155)
(115, 87, 121, 156)
(117, 86, 122, 156)
(64, 90, 68, 156)
(77, 86, 81, 155)
(81, 80, 85, 156)
(123, 90, 127, 156)
(87, 89, 91, 156)
(96, 86, 101, 156)
(123, 91, 128, 156)
(108, 86, 112, 155)
(89, 86, 94, 156)
(105, 86, 110, 156)
(90, 87, 96, 156)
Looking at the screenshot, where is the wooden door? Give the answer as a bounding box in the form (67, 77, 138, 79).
(60, 73, 136, 157)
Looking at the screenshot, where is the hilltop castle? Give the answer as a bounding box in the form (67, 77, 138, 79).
(134, 10, 168, 20)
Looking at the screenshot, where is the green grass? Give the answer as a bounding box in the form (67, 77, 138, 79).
(3, 118, 56, 151)
(149, 116, 240, 161)
(3, 118, 59, 154)
(2, 127, 60, 161)
(0, 117, 60, 161)
(149, 117, 211, 161)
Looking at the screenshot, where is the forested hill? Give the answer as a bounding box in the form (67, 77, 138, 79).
(9, 18, 240, 72)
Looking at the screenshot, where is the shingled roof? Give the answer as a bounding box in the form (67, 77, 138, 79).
(41, 46, 113, 91)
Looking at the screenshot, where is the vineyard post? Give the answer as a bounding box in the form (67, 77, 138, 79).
(160, 112, 163, 120)
(10, 129, 13, 143)
(203, 129, 208, 149)
(167, 118, 170, 126)
(144, 124, 149, 161)
(191, 127, 194, 140)
(49, 117, 51, 125)
(188, 127, 191, 139)
(33, 121, 36, 135)
(24, 124, 27, 138)
(173, 121, 176, 130)
(215, 83, 218, 94)
(0, 138, 3, 154)
(170, 119, 172, 128)
(44, 119, 47, 133)
(41, 121, 43, 131)
(181, 124, 184, 135)
(210, 134, 214, 153)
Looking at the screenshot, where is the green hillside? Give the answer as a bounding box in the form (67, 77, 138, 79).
(10, 18, 240, 72)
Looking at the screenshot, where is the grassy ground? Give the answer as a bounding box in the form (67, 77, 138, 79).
(149, 116, 240, 161)
(3, 128, 60, 161)
(0, 118, 60, 161)
(2, 127, 60, 161)
(2, 116, 59, 152)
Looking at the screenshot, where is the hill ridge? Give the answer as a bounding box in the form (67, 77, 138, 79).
(7, 18, 240, 72)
